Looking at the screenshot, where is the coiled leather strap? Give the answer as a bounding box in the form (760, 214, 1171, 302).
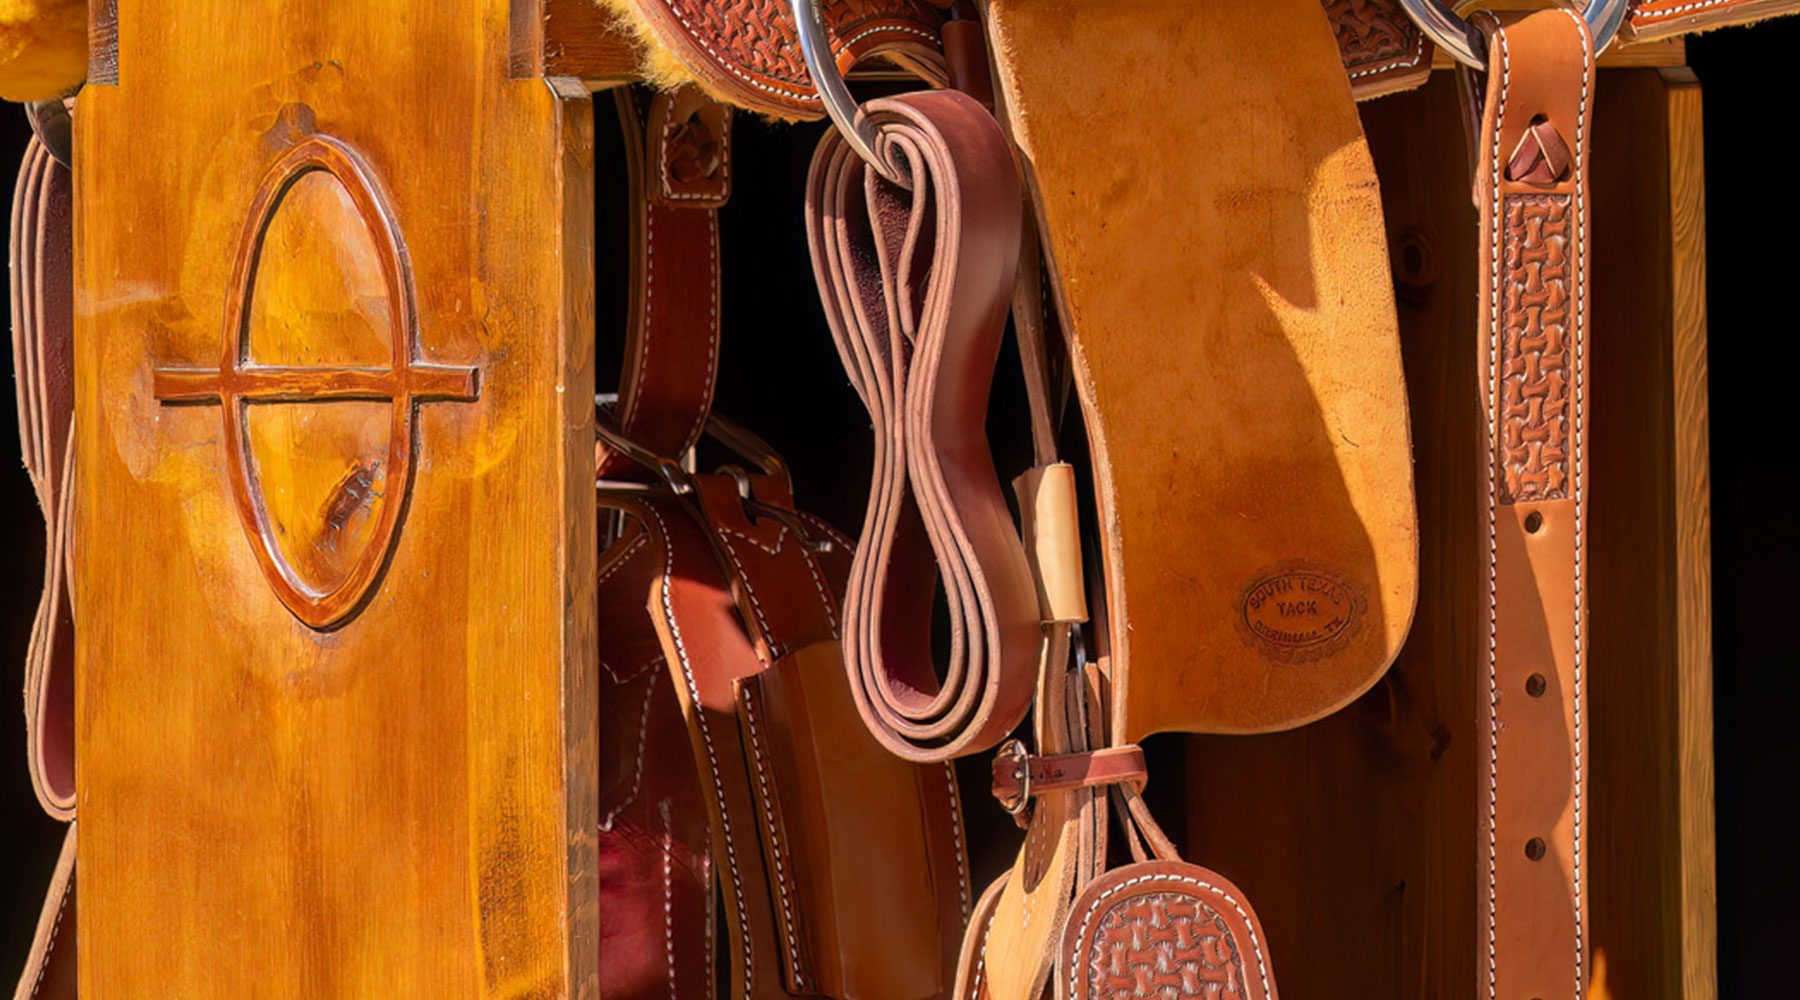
(804, 89, 1038, 760)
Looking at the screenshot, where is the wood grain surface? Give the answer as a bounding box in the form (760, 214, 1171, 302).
(1186, 68, 1715, 1000)
(72, 2, 596, 996)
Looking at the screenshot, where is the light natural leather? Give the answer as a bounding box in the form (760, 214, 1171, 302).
(982, 0, 1420, 743)
(1463, 10, 1593, 1000)
(805, 89, 1041, 761)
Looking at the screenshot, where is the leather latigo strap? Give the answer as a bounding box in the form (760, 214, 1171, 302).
(1464, 11, 1592, 1000)
(1623, 0, 1800, 41)
(804, 89, 1039, 761)
(10, 134, 77, 1000)
(598, 86, 729, 481)
(11, 135, 74, 821)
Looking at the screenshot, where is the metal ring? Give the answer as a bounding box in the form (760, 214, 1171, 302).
(1396, 0, 1628, 69)
(788, 0, 904, 184)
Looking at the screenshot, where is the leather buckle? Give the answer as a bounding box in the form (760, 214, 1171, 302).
(994, 738, 1033, 828)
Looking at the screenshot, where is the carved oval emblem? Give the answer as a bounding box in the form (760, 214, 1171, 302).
(1235, 562, 1365, 662)
(154, 131, 479, 630)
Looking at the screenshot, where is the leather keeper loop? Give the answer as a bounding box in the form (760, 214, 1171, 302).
(991, 742, 1146, 816)
(1012, 462, 1088, 625)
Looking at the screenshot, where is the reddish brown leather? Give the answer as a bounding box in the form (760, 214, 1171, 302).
(10, 136, 74, 821)
(990, 745, 1146, 805)
(597, 517, 715, 1000)
(1057, 860, 1278, 1000)
(1624, 0, 1800, 40)
(1466, 11, 1592, 1000)
(598, 87, 729, 481)
(10, 135, 77, 1000)
(606, 488, 969, 1000)
(804, 89, 1039, 761)
(617, 0, 949, 120)
(1326, 0, 1435, 99)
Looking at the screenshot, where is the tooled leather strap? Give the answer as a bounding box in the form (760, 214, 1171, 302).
(804, 89, 1039, 761)
(10, 134, 77, 1000)
(1466, 11, 1592, 1000)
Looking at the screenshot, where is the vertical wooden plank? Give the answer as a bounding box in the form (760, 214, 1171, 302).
(72, 1, 595, 996)
(1185, 73, 1480, 1000)
(1664, 66, 1717, 1000)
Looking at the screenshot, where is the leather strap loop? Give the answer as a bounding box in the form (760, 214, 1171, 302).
(990, 743, 1146, 812)
(804, 89, 1039, 761)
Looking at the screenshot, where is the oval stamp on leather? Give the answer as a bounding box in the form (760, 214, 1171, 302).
(1235, 561, 1365, 662)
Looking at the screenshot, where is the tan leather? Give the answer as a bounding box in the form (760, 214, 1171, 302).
(982, 0, 1418, 743)
(10, 825, 75, 1000)
(1623, 0, 1800, 41)
(1464, 10, 1593, 1000)
(1012, 463, 1087, 625)
(805, 89, 1041, 761)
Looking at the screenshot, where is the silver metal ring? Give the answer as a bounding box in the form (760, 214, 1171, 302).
(789, 0, 904, 184)
(1396, 0, 1628, 69)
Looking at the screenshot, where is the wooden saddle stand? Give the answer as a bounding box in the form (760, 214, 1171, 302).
(2, 0, 1772, 997)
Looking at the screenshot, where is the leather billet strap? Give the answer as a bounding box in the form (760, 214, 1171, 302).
(804, 89, 1041, 762)
(1463, 11, 1592, 1000)
(598, 86, 730, 481)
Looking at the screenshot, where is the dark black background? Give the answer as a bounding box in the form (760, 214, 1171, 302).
(2, 15, 1795, 993)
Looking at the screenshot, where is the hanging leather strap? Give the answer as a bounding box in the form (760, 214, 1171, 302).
(1464, 11, 1593, 1000)
(804, 89, 1039, 761)
(10, 131, 77, 1000)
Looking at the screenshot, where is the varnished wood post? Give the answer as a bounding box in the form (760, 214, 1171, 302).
(72, 2, 596, 996)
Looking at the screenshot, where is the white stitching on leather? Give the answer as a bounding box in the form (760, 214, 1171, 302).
(648, 502, 754, 997)
(659, 103, 733, 204)
(597, 532, 650, 588)
(1066, 872, 1272, 1000)
(27, 871, 70, 1000)
(1346, 33, 1429, 80)
(943, 763, 970, 915)
(658, 8, 937, 106)
(673, 211, 721, 455)
(1482, 20, 1509, 1000)
(662, 812, 678, 1000)
(599, 674, 658, 832)
(737, 684, 808, 989)
(1636, 0, 1741, 18)
(1564, 8, 1592, 995)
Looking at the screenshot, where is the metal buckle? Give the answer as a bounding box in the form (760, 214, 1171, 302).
(995, 738, 1033, 828)
(1396, 0, 1627, 70)
(787, 0, 905, 185)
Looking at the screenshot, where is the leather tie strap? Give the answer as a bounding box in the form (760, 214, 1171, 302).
(990, 743, 1147, 818)
(1464, 11, 1593, 1000)
(804, 89, 1040, 761)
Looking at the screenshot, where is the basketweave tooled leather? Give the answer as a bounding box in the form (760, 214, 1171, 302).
(1463, 10, 1592, 1000)
(9, 134, 76, 1000)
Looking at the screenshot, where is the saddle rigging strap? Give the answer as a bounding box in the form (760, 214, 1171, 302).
(1462, 11, 1594, 1000)
(597, 83, 969, 1000)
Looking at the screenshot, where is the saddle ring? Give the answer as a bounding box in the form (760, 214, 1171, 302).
(1396, 0, 1628, 69)
(788, 0, 904, 185)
